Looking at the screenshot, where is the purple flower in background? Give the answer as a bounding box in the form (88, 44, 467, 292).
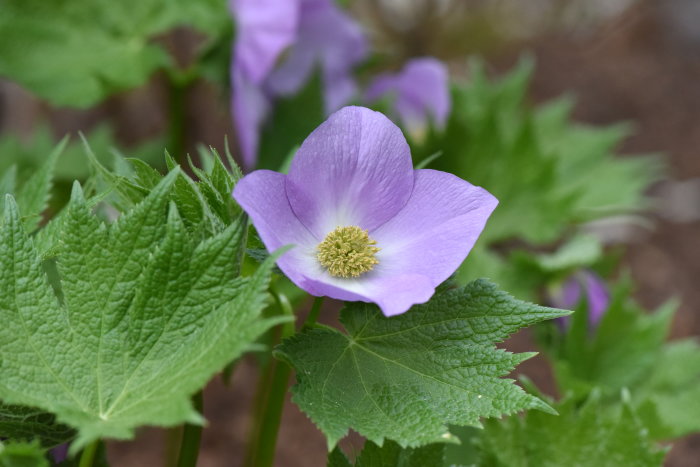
(230, 0, 298, 169)
(230, 0, 367, 169)
(552, 270, 610, 329)
(231, 0, 299, 84)
(51, 444, 69, 464)
(266, 0, 367, 114)
(234, 106, 497, 316)
(365, 57, 451, 135)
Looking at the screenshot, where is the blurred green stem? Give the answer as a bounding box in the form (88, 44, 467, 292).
(175, 391, 204, 467)
(244, 294, 323, 467)
(305, 295, 323, 329)
(78, 440, 99, 467)
(166, 68, 196, 163)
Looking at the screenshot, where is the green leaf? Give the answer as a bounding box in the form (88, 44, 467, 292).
(0, 403, 74, 448)
(88, 148, 242, 236)
(32, 192, 108, 261)
(327, 448, 353, 467)
(0, 0, 228, 107)
(13, 138, 64, 232)
(0, 440, 48, 467)
(329, 440, 445, 467)
(541, 278, 700, 441)
(460, 235, 605, 302)
(0, 137, 65, 231)
(258, 73, 325, 170)
(0, 166, 17, 218)
(525, 235, 603, 274)
(0, 166, 17, 201)
(276, 280, 568, 449)
(472, 392, 666, 467)
(81, 135, 149, 209)
(415, 58, 660, 281)
(0, 175, 280, 451)
(548, 280, 674, 397)
(635, 339, 700, 439)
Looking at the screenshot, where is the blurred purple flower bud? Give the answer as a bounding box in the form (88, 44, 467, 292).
(51, 443, 69, 464)
(230, 0, 367, 169)
(365, 57, 451, 134)
(552, 270, 610, 329)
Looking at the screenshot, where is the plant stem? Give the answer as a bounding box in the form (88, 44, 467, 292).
(164, 427, 183, 467)
(244, 295, 323, 467)
(304, 296, 324, 329)
(165, 67, 195, 163)
(176, 391, 204, 467)
(78, 440, 99, 467)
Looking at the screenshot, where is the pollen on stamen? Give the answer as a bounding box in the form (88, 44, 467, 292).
(316, 226, 380, 278)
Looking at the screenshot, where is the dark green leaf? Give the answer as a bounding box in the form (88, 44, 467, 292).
(276, 280, 568, 449)
(329, 440, 444, 467)
(0, 403, 74, 448)
(473, 392, 666, 467)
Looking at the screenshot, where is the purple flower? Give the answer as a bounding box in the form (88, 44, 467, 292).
(230, 0, 299, 169)
(365, 57, 451, 135)
(230, 0, 299, 85)
(51, 443, 69, 463)
(230, 0, 368, 169)
(233, 106, 498, 316)
(266, 0, 367, 114)
(552, 270, 610, 328)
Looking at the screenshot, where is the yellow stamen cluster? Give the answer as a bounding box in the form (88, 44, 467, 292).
(317, 226, 380, 278)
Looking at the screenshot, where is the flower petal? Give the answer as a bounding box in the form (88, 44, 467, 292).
(233, 169, 431, 317)
(230, 0, 300, 84)
(366, 57, 451, 132)
(286, 106, 415, 237)
(232, 170, 319, 285)
(582, 271, 609, 325)
(265, 0, 367, 114)
(371, 169, 498, 286)
(231, 70, 271, 170)
(300, 273, 435, 317)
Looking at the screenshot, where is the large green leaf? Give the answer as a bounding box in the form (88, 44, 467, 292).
(472, 393, 666, 467)
(0, 173, 280, 451)
(0, 0, 227, 107)
(276, 281, 568, 449)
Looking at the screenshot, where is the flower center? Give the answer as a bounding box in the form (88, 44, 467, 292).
(316, 226, 380, 278)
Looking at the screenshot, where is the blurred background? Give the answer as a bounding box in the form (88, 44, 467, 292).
(1, 0, 699, 465)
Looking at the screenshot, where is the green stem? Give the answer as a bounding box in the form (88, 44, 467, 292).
(244, 294, 323, 467)
(304, 296, 324, 329)
(176, 391, 204, 467)
(165, 67, 196, 163)
(78, 440, 99, 467)
(164, 427, 183, 467)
